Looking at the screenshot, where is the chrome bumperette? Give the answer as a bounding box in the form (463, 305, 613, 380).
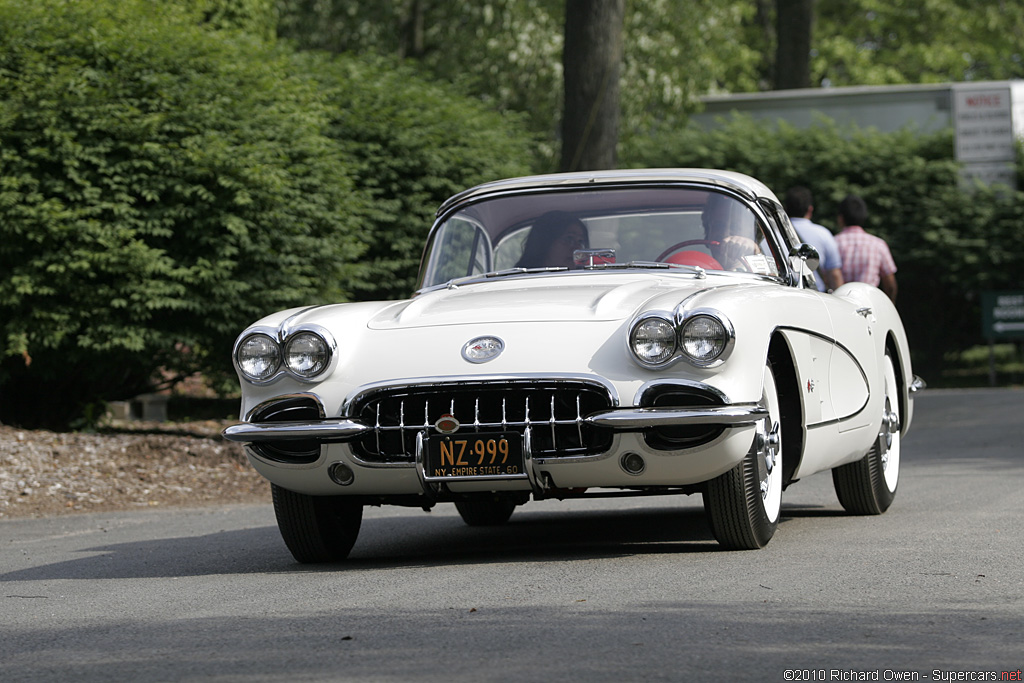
(584, 404, 767, 429)
(223, 419, 370, 443)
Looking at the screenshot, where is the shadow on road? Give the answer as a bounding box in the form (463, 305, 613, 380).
(1, 503, 745, 581)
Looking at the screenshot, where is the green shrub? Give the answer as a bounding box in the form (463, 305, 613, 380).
(0, 0, 367, 427)
(622, 117, 1024, 382)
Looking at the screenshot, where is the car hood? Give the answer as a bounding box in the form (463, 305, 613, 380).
(366, 273, 707, 330)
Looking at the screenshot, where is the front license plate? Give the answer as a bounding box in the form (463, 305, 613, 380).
(426, 432, 525, 479)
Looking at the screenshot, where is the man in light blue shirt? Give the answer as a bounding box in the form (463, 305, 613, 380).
(784, 186, 844, 292)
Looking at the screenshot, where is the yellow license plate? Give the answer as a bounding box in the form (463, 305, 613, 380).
(426, 432, 525, 479)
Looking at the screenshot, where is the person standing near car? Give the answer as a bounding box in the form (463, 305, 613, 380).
(834, 194, 898, 303)
(784, 186, 844, 292)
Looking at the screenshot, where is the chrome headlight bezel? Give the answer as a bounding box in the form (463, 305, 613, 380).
(628, 313, 678, 368)
(234, 332, 282, 383)
(628, 308, 735, 370)
(283, 331, 332, 379)
(233, 325, 337, 385)
(677, 309, 735, 368)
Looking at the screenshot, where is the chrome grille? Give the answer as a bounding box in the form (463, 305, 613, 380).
(350, 380, 614, 464)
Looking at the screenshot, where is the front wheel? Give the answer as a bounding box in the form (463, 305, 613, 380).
(703, 361, 783, 549)
(271, 484, 363, 563)
(833, 349, 901, 514)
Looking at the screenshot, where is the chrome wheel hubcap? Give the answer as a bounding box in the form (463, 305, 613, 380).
(757, 421, 781, 498)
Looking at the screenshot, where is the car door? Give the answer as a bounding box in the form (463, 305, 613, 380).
(761, 200, 875, 477)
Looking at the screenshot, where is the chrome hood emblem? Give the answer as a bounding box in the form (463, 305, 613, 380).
(462, 336, 504, 363)
(434, 413, 461, 434)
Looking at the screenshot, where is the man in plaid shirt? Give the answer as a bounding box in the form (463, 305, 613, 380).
(834, 194, 898, 303)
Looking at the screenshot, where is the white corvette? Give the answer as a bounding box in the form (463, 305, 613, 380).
(224, 169, 923, 562)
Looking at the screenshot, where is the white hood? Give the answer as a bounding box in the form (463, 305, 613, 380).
(367, 273, 704, 329)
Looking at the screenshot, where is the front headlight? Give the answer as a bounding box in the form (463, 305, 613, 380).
(236, 333, 281, 381)
(679, 314, 731, 366)
(630, 317, 677, 366)
(284, 331, 330, 379)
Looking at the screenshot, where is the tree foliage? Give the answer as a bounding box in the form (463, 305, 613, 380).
(622, 116, 1024, 378)
(758, 0, 1024, 89)
(302, 52, 535, 301)
(188, 0, 279, 39)
(275, 0, 759, 167)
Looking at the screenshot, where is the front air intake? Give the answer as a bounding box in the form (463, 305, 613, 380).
(248, 396, 324, 464)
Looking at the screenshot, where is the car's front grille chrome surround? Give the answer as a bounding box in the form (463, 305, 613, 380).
(350, 379, 616, 465)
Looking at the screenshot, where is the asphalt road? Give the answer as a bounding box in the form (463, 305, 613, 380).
(2, 388, 1022, 682)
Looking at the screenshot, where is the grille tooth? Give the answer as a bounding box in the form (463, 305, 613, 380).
(576, 395, 584, 445)
(351, 381, 614, 464)
(549, 395, 557, 451)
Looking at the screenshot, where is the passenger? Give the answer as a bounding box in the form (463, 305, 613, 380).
(834, 194, 898, 302)
(784, 186, 844, 292)
(515, 211, 589, 269)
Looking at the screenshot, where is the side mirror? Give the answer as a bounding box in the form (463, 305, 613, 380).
(789, 243, 820, 272)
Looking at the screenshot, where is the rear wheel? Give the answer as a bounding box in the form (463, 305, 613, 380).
(703, 361, 783, 549)
(833, 349, 901, 514)
(455, 499, 517, 526)
(271, 484, 363, 563)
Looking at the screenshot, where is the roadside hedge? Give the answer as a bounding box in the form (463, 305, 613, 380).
(0, 0, 534, 428)
(622, 117, 1024, 381)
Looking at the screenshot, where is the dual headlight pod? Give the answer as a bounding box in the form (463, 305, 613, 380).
(234, 327, 335, 384)
(629, 309, 734, 368)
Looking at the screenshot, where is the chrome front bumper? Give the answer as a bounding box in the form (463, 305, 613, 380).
(221, 404, 768, 444)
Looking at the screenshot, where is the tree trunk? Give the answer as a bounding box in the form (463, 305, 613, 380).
(560, 0, 624, 172)
(775, 0, 813, 90)
(399, 0, 425, 59)
(754, 0, 776, 88)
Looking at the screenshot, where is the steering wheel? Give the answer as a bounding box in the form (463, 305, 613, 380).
(656, 240, 720, 262)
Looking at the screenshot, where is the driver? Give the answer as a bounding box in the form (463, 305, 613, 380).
(701, 193, 761, 270)
(515, 211, 589, 269)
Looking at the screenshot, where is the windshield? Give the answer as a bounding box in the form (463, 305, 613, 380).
(417, 187, 784, 290)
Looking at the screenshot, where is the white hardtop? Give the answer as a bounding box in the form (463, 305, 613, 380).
(436, 168, 778, 218)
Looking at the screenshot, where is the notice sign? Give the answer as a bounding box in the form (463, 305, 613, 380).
(954, 86, 1015, 163)
(982, 291, 1024, 340)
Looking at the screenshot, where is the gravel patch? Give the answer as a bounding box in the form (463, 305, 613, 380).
(0, 421, 269, 519)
